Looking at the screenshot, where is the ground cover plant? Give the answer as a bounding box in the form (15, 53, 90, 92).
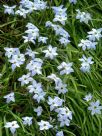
(0, 0, 102, 136)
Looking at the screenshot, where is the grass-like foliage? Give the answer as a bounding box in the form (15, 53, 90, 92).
(0, 0, 102, 136)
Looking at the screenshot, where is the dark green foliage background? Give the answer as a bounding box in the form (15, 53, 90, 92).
(0, 0, 102, 136)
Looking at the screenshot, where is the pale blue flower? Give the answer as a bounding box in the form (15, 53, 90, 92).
(18, 73, 33, 86)
(78, 39, 97, 50)
(27, 80, 43, 94)
(4, 121, 19, 134)
(55, 82, 68, 94)
(76, 9, 91, 24)
(38, 120, 53, 130)
(69, 0, 77, 4)
(47, 96, 64, 111)
(57, 62, 74, 75)
(34, 106, 43, 116)
(79, 55, 94, 72)
(83, 93, 93, 102)
(3, 5, 16, 15)
(33, 91, 46, 103)
(88, 100, 102, 115)
(59, 37, 70, 46)
(22, 117, 33, 126)
(56, 131, 64, 136)
(4, 92, 15, 103)
(43, 45, 58, 60)
(38, 36, 48, 44)
(87, 28, 102, 41)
